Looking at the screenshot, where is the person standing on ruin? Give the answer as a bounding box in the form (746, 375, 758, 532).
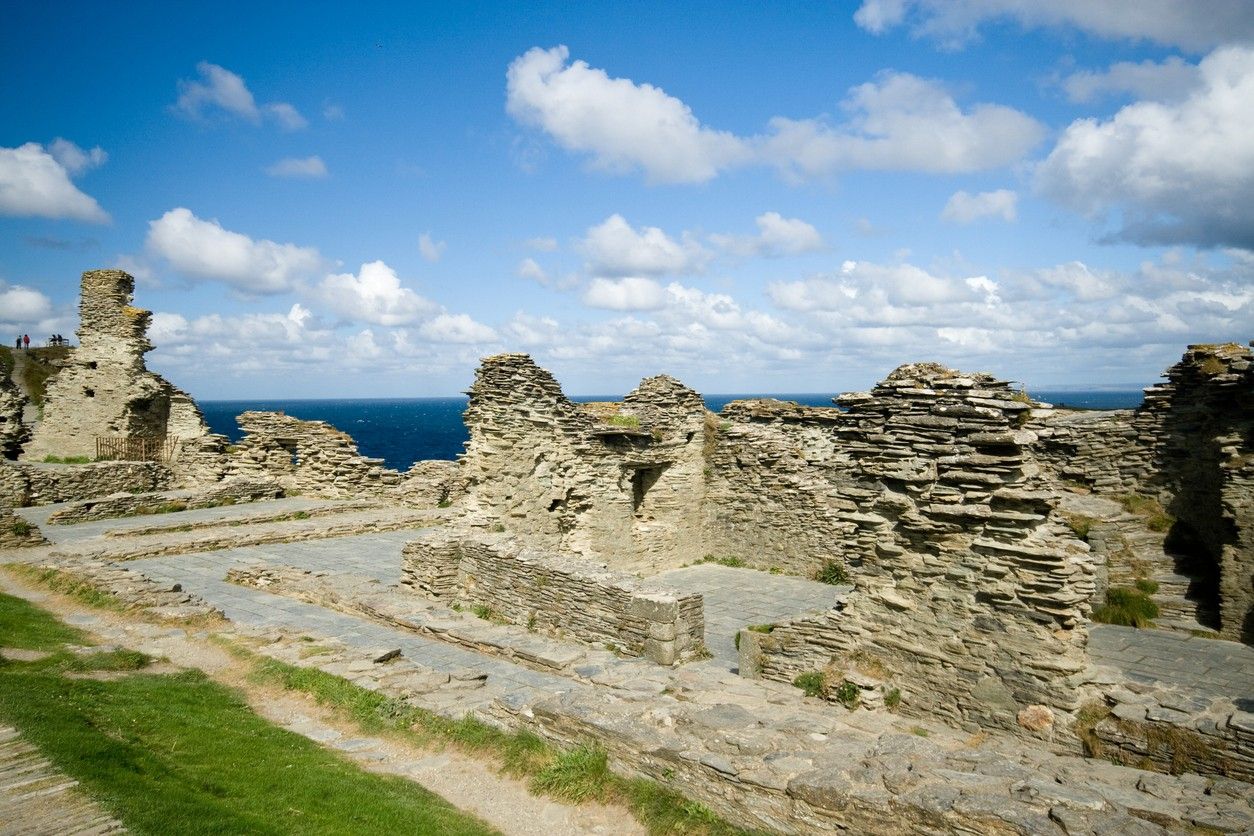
(13, 337, 18, 350)
(21, 334, 29, 350)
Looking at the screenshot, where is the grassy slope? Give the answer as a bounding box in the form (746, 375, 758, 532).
(0, 592, 496, 836)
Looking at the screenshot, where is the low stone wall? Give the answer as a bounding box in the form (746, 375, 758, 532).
(0, 507, 46, 547)
(394, 459, 465, 508)
(0, 461, 170, 507)
(46, 478, 282, 525)
(401, 530, 705, 665)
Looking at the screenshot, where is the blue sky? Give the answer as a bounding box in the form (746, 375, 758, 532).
(2, 1, 1252, 398)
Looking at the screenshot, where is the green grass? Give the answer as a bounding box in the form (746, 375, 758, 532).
(8, 517, 33, 538)
(792, 671, 825, 698)
(833, 680, 860, 709)
(605, 414, 641, 429)
(884, 688, 902, 710)
(4, 564, 128, 611)
(814, 562, 849, 585)
(1118, 494, 1174, 532)
(41, 454, 93, 464)
(1091, 585, 1159, 628)
(0, 593, 495, 835)
(700, 555, 746, 568)
(1062, 513, 1096, 541)
(246, 650, 756, 834)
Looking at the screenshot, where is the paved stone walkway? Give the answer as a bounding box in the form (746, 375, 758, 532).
(1089, 624, 1254, 705)
(645, 564, 848, 670)
(128, 536, 581, 707)
(0, 725, 125, 834)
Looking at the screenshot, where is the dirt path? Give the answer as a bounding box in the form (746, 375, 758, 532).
(0, 571, 643, 836)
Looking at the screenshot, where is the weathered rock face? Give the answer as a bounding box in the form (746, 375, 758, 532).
(458, 354, 709, 572)
(1032, 343, 1254, 643)
(23, 270, 208, 461)
(0, 461, 171, 507)
(0, 370, 27, 460)
(723, 364, 1094, 733)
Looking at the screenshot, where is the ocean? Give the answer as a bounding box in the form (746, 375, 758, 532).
(200, 389, 1146, 472)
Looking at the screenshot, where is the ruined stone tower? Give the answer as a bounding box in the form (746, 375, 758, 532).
(22, 269, 208, 461)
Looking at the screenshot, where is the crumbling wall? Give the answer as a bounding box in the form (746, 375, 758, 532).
(226, 411, 402, 498)
(0, 369, 27, 460)
(23, 270, 208, 461)
(730, 364, 1094, 733)
(401, 529, 706, 665)
(1031, 409, 1157, 494)
(458, 354, 709, 572)
(0, 461, 170, 507)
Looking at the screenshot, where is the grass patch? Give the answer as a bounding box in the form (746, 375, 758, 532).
(42, 454, 94, 464)
(884, 688, 902, 710)
(1118, 493, 1174, 532)
(4, 564, 127, 612)
(8, 517, 33, 538)
(814, 561, 849, 585)
(700, 555, 746, 568)
(792, 671, 825, 698)
(0, 590, 90, 650)
(1134, 577, 1160, 595)
(606, 414, 641, 430)
(833, 680, 860, 709)
(1062, 513, 1096, 541)
(910, 726, 930, 737)
(1092, 586, 1159, 628)
(246, 649, 755, 834)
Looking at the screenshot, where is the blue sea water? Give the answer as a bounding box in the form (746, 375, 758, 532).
(201, 389, 1145, 472)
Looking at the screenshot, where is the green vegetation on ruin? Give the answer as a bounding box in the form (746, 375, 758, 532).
(814, 561, 849, 585)
(701, 554, 746, 568)
(243, 647, 758, 835)
(792, 671, 825, 698)
(1091, 585, 1160, 628)
(1118, 493, 1174, 532)
(606, 414, 642, 429)
(41, 454, 94, 464)
(0, 592, 495, 836)
(0, 344, 71, 405)
(5, 563, 129, 612)
(1062, 513, 1097, 541)
(8, 518, 32, 538)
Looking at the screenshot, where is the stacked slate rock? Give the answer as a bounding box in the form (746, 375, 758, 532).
(226, 411, 402, 499)
(738, 362, 1096, 733)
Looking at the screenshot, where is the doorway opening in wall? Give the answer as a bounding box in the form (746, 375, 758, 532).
(630, 464, 667, 515)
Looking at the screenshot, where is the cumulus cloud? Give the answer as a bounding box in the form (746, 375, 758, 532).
(583, 277, 669, 311)
(145, 207, 324, 293)
(265, 155, 328, 178)
(507, 47, 1043, 184)
(580, 214, 710, 277)
(418, 232, 446, 263)
(762, 72, 1044, 179)
(0, 142, 109, 223)
(1062, 57, 1200, 103)
(941, 189, 1018, 223)
(710, 212, 825, 257)
(853, 0, 1254, 51)
(323, 102, 345, 121)
(506, 45, 752, 183)
(1037, 45, 1254, 249)
(517, 257, 549, 284)
(418, 313, 498, 343)
(0, 282, 53, 321)
(315, 261, 438, 326)
(174, 62, 306, 130)
(48, 138, 107, 174)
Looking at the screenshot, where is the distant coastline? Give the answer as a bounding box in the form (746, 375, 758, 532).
(201, 389, 1146, 470)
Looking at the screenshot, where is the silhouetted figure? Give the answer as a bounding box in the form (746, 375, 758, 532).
(21, 334, 29, 350)
(13, 337, 18, 350)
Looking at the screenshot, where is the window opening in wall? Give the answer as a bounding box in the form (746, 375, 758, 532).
(84, 388, 95, 397)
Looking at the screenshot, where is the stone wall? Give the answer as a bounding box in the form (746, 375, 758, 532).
(0, 506, 46, 547)
(726, 364, 1094, 733)
(457, 354, 710, 572)
(45, 478, 282, 525)
(400, 529, 706, 665)
(0, 368, 27, 460)
(0, 461, 170, 507)
(23, 270, 208, 461)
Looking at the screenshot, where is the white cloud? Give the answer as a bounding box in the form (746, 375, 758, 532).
(941, 189, 1018, 223)
(581, 214, 709, 277)
(265, 102, 308, 131)
(265, 155, 328, 178)
(315, 261, 437, 326)
(853, 0, 1254, 51)
(762, 72, 1044, 179)
(583, 277, 669, 311)
(145, 207, 323, 293)
(418, 313, 498, 343)
(506, 45, 752, 183)
(710, 212, 825, 257)
(0, 142, 109, 223)
(174, 62, 306, 130)
(110, 254, 158, 287)
(48, 139, 107, 174)
(0, 282, 53, 321)
(507, 47, 1043, 185)
(1037, 45, 1254, 249)
(517, 257, 549, 284)
(1062, 57, 1200, 103)
(418, 232, 446, 263)
(323, 102, 345, 121)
